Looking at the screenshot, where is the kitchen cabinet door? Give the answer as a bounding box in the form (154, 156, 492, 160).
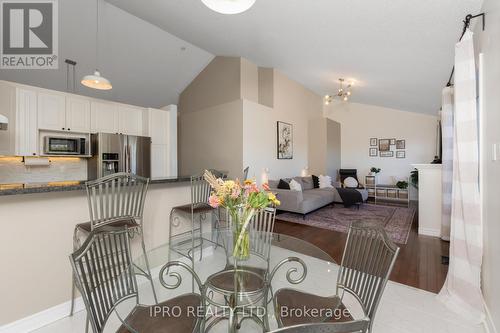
(118, 106, 144, 136)
(66, 97, 91, 133)
(151, 144, 169, 179)
(91, 102, 118, 134)
(37, 92, 65, 131)
(16, 88, 38, 156)
(148, 108, 169, 144)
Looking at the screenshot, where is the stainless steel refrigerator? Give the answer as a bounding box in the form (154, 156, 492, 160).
(88, 133, 151, 180)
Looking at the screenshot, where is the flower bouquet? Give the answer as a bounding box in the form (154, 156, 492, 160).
(204, 170, 280, 261)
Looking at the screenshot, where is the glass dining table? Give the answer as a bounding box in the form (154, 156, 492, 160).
(126, 230, 339, 333)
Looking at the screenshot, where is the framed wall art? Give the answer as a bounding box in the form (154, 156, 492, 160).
(379, 139, 390, 151)
(396, 140, 406, 149)
(380, 151, 394, 157)
(369, 148, 378, 157)
(370, 138, 378, 146)
(277, 121, 293, 159)
(396, 151, 406, 159)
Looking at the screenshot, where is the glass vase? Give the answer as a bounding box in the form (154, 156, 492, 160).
(229, 207, 255, 261)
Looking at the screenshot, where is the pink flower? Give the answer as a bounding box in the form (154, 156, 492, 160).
(230, 186, 241, 199)
(262, 183, 270, 191)
(209, 195, 221, 208)
(244, 183, 259, 195)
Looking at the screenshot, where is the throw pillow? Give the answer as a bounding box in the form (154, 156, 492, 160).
(277, 179, 290, 190)
(289, 179, 302, 191)
(344, 176, 359, 188)
(319, 175, 333, 188)
(312, 175, 320, 188)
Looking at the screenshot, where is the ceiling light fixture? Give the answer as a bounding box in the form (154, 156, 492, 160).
(324, 78, 353, 105)
(81, 0, 112, 90)
(201, 0, 256, 14)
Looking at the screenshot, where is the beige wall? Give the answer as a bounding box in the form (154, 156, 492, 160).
(475, 0, 500, 329)
(179, 56, 324, 181)
(179, 100, 244, 178)
(307, 118, 341, 177)
(240, 58, 259, 103)
(179, 56, 241, 114)
(0, 184, 191, 325)
(242, 70, 323, 182)
(326, 119, 342, 177)
(324, 102, 438, 199)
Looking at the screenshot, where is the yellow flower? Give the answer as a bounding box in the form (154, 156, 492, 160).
(273, 199, 281, 206)
(244, 179, 255, 185)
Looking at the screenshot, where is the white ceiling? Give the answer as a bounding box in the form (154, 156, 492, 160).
(106, 0, 483, 115)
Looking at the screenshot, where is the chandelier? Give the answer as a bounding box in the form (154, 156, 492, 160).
(324, 78, 353, 105)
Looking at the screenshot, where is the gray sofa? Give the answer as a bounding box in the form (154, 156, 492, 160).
(269, 176, 369, 215)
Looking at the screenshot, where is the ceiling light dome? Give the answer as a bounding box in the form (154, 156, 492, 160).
(201, 0, 256, 14)
(81, 71, 112, 90)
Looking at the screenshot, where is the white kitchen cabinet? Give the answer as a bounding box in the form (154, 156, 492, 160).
(151, 144, 169, 179)
(66, 97, 91, 133)
(16, 88, 38, 156)
(148, 107, 169, 144)
(147, 106, 177, 178)
(91, 102, 119, 134)
(118, 106, 144, 136)
(37, 92, 65, 131)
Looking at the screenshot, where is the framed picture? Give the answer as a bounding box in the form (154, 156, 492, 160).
(396, 140, 406, 149)
(396, 151, 406, 159)
(379, 139, 390, 151)
(370, 138, 378, 146)
(380, 151, 394, 157)
(390, 138, 396, 145)
(277, 121, 293, 159)
(369, 148, 378, 157)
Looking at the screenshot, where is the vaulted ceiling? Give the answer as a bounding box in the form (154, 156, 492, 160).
(108, 0, 482, 114)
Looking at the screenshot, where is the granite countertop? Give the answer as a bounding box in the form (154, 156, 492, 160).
(0, 176, 192, 196)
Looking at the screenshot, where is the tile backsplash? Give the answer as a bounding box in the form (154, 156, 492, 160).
(0, 157, 87, 184)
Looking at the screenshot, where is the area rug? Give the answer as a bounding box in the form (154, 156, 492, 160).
(277, 204, 416, 244)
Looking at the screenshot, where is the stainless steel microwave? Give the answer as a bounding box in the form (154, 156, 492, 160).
(43, 136, 88, 155)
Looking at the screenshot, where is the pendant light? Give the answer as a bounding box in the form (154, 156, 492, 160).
(82, 0, 112, 90)
(201, 0, 256, 15)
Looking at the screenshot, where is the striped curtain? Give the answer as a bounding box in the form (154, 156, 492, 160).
(441, 87, 453, 241)
(437, 29, 485, 323)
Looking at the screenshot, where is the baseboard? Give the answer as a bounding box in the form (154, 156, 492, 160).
(418, 227, 441, 237)
(484, 302, 498, 333)
(0, 297, 85, 333)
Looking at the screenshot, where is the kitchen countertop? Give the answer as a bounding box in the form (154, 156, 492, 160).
(0, 176, 192, 196)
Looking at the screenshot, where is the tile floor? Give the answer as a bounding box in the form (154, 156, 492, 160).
(31, 245, 485, 333)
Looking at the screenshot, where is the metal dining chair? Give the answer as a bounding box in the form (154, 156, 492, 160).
(70, 172, 157, 316)
(273, 221, 399, 332)
(269, 319, 370, 333)
(203, 207, 276, 332)
(70, 227, 204, 333)
(168, 171, 227, 272)
(243, 166, 250, 180)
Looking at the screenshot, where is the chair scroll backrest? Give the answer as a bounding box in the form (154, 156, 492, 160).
(86, 173, 149, 230)
(337, 222, 399, 327)
(270, 319, 370, 333)
(243, 167, 249, 180)
(70, 228, 138, 333)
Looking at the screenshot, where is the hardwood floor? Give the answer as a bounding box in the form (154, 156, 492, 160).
(274, 203, 449, 293)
